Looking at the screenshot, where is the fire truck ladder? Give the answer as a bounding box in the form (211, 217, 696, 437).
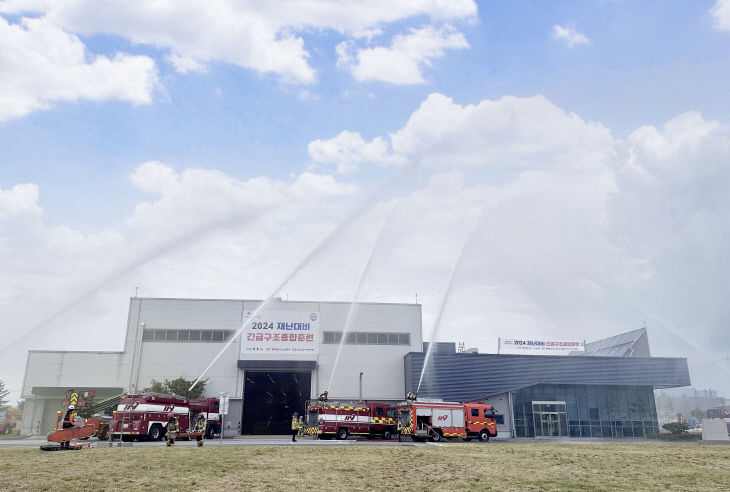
(85, 394, 123, 415)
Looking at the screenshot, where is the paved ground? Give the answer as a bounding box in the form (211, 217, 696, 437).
(1, 434, 708, 448)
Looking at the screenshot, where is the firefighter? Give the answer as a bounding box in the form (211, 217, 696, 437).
(406, 392, 416, 402)
(291, 412, 299, 442)
(165, 413, 179, 447)
(62, 405, 75, 429)
(60, 405, 76, 449)
(318, 391, 328, 403)
(193, 414, 206, 447)
(298, 416, 305, 437)
(397, 417, 403, 442)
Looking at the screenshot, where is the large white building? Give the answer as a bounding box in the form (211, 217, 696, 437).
(20, 297, 422, 435)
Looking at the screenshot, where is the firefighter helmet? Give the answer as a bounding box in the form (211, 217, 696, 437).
(167, 413, 174, 419)
(68, 405, 75, 410)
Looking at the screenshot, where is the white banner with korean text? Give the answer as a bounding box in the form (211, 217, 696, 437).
(498, 338, 585, 355)
(240, 310, 319, 355)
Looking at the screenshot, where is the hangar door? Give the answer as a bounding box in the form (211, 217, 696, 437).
(239, 361, 315, 435)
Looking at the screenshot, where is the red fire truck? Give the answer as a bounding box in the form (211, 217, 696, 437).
(110, 394, 221, 441)
(306, 400, 397, 440)
(396, 399, 497, 442)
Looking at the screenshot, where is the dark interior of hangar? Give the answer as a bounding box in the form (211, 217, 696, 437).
(242, 371, 311, 434)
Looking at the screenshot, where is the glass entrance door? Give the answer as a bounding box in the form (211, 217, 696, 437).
(532, 401, 567, 437)
(540, 413, 561, 436)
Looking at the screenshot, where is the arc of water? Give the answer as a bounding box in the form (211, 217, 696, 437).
(190, 165, 423, 391)
(0, 212, 264, 355)
(581, 276, 730, 377)
(326, 204, 399, 394)
(417, 205, 487, 395)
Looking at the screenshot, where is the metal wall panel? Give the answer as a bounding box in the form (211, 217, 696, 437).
(405, 352, 690, 402)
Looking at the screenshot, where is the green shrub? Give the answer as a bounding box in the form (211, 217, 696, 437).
(662, 422, 690, 434)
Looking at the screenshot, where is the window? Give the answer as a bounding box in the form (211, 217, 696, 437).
(321, 331, 411, 345)
(494, 414, 505, 425)
(471, 408, 479, 417)
(143, 329, 233, 343)
(376, 408, 384, 417)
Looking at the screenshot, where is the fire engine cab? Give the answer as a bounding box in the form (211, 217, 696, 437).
(396, 399, 497, 442)
(110, 394, 221, 441)
(306, 400, 396, 440)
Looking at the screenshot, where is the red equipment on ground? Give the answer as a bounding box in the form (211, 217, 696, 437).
(306, 400, 397, 440)
(109, 394, 221, 441)
(396, 399, 497, 442)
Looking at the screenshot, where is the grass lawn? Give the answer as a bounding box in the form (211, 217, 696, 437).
(1, 443, 728, 491)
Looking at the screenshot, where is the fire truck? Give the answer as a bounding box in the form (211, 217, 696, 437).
(396, 399, 497, 442)
(109, 394, 221, 441)
(305, 400, 397, 440)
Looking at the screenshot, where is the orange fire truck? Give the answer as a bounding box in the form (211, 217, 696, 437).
(396, 399, 497, 442)
(305, 400, 396, 440)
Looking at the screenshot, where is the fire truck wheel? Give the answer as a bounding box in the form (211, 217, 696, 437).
(478, 430, 490, 442)
(383, 430, 392, 440)
(148, 424, 163, 441)
(430, 430, 441, 442)
(336, 428, 349, 440)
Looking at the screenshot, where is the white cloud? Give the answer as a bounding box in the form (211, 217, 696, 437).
(389, 93, 612, 170)
(308, 130, 406, 173)
(552, 24, 591, 47)
(0, 16, 158, 121)
(711, 0, 730, 31)
(127, 162, 357, 232)
(166, 54, 208, 74)
(0, 0, 477, 86)
(0, 183, 43, 221)
(339, 25, 470, 84)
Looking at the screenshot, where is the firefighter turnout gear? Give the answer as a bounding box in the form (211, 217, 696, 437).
(194, 415, 206, 447)
(166, 416, 179, 447)
(62, 409, 75, 429)
(291, 413, 300, 442)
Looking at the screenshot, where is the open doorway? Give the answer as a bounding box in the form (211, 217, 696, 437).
(242, 371, 311, 434)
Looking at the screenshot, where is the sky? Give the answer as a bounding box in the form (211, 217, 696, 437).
(2, 0, 730, 404)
